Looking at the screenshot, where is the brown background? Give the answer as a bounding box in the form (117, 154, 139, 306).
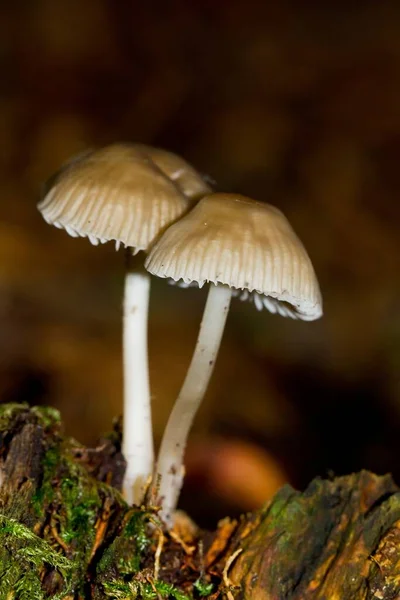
(1, 1, 399, 525)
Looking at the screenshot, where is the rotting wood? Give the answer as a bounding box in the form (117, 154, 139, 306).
(0, 403, 400, 599)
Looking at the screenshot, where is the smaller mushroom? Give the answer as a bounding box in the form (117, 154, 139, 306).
(145, 192, 322, 524)
(38, 143, 211, 505)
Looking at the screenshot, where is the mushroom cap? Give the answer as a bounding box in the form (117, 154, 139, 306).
(145, 193, 322, 320)
(135, 144, 212, 201)
(37, 144, 192, 252)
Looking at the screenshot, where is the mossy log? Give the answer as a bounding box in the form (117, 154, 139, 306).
(0, 404, 399, 599)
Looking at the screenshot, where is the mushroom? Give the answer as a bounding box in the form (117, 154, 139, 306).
(145, 192, 322, 524)
(37, 143, 211, 504)
(135, 144, 212, 202)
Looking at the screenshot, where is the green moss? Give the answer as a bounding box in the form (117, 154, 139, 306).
(264, 485, 295, 523)
(193, 577, 214, 597)
(0, 403, 29, 431)
(97, 509, 151, 579)
(95, 510, 193, 599)
(58, 473, 100, 546)
(30, 406, 61, 430)
(0, 514, 72, 599)
(103, 577, 191, 599)
(124, 511, 152, 552)
(0, 404, 61, 434)
(154, 580, 190, 600)
(0, 405, 199, 599)
(31, 436, 125, 596)
(34, 443, 103, 554)
(32, 447, 59, 512)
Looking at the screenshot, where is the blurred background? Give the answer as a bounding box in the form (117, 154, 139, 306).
(1, 1, 399, 527)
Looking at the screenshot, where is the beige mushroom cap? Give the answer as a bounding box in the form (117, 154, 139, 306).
(38, 144, 192, 252)
(135, 144, 212, 201)
(145, 193, 323, 320)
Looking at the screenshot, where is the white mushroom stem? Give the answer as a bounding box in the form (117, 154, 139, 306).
(155, 283, 232, 524)
(122, 269, 154, 505)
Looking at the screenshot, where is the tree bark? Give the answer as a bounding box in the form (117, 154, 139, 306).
(0, 403, 399, 599)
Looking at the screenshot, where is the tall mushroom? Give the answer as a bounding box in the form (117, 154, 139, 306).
(37, 143, 211, 504)
(145, 192, 323, 524)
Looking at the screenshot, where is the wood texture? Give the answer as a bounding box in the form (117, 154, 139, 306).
(0, 404, 399, 599)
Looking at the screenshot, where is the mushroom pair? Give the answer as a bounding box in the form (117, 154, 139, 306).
(38, 144, 323, 527)
(38, 144, 211, 504)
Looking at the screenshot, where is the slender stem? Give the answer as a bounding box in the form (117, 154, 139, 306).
(155, 284, 232, 524)
(122, 267, 154, 505)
